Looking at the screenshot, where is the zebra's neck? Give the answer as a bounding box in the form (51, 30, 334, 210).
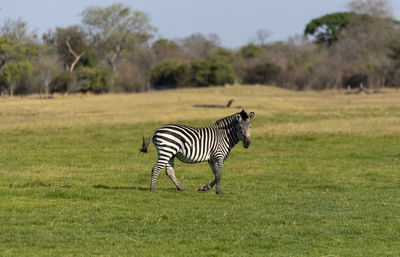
(214, 114, 240, 149)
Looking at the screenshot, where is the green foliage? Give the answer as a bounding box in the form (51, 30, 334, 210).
(239, 43, 264, 58)
(0, 35, 38, 66)
(0, 35, 38, 95)
(50, 71, 75, 93)
(76, 66, 112, 93)
(393, 68, 400, 86)
(388, 37, 400, 61)
(152, 39, 180, 56)
(53, 26, 95, 69)
(150, 58, 189, 88)
(0, 60, 34, 95)
(190, 54, 236, 86)
(304, 12, 398, 46)
(0, 18, 37, 43)
(304, 12, 354, 45)
(0, 36, 13, 63)
(81, 3, 156, 71)
(213, 47, 236, 62)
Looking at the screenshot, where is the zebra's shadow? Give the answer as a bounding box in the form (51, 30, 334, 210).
(92, 184, 176, 191)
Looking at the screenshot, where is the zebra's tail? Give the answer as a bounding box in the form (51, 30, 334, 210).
(140, 132, 155, 153)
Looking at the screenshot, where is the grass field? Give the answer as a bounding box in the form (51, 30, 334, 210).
(1, 86, 400, 256)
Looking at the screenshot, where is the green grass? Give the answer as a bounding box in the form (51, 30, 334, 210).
(1, 86, 400, 256)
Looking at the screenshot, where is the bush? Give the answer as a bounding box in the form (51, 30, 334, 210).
(150, 59, 189, 89)
(50, 71, 75, 93)
(75, 67, 112, 93)
(239, 44, 264, 58)
(392, 68, 400, 88)
(190, 55, 236, 87)
(243, 62, 282, 85)
(113, 68, 144, 93)
(0, 60, 34, 95)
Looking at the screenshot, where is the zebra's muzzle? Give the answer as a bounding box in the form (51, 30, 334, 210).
(243, 138, 251, 148)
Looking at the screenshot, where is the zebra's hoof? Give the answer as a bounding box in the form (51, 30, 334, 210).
(198, 185, 208, 191)
(177, 187, 185, 191)
(216, 190, 222, 194)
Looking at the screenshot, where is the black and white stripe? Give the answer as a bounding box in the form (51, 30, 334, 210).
(140, 110, 254, 194)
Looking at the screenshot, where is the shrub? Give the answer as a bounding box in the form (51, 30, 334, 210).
(113, 68, 145, 93)
(0, 60, 34, 95)
(391, 68, 400, 88)
(75, 67, 112, 93)
(190, 55, 236, 86)
(50, 71, 75, 93)
(239, 44, 264, 58)
(243, 62, 282, 85)
(150, 59, 189, 89)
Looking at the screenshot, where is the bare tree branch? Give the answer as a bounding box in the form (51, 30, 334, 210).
(65, 36, 85, 72)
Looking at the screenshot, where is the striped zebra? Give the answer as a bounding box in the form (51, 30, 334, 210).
(140, 109, 255, 194)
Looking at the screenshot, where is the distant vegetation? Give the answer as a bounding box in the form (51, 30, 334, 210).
(1, 0, 400, 96)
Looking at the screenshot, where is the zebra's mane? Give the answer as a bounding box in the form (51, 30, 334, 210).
(214, 110, 248, 129)
(214, 114, 238, 130)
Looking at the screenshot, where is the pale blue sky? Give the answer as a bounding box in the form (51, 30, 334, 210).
(1, 0, 399, 48)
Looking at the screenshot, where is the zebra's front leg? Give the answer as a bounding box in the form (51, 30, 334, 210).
(166, 158, 185, 191)
(198, 160, 222, 194)
(214, 160, 224, 194)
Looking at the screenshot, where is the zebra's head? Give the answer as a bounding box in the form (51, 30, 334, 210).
(235, 110, 255, 149)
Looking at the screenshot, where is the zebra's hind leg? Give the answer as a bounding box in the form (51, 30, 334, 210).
(166, 158, 185, 191)
(150, 159, 168, 192)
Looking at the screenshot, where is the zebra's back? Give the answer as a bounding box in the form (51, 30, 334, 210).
(152, 124, 217, 164)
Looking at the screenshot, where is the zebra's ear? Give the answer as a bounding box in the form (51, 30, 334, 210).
(249, 112, 255, 120)
(235, 113, 242, 121)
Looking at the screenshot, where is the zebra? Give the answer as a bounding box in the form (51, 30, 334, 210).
(140, 109, 255, 194)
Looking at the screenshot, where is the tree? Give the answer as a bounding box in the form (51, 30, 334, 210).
(304, 12, 355, 45)
(81, 3, 156, 72)
(239, 43, 265, 58)
(35, 46, 60, 97)
(347, 0, 393, 18)
(47, 26, 94, 72)
(0, 30, 38, 95)
(151, 39, 183, 63)
(0, 18, 37, 43)
(179, 33, 220, 60)
(0, 35, 37, 69)
(0, 36, 13, 69)
(335, 0, 396, 88)
(0, 61, 33, 96)
(252, 29, 271, 46)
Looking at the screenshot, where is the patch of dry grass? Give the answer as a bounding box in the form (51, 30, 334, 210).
(1, 86, 400, 136)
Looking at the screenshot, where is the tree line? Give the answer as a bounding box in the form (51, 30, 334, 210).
(1, 0, 400, 96)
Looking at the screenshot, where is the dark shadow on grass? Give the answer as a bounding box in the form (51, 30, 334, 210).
(193, 99, 244, 109)
(93, 184, 177, 191)
(93, 184, 147, 190)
